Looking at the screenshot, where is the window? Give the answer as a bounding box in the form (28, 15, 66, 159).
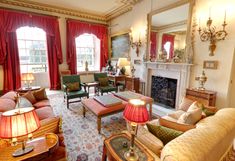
(75, 34, 100, 72)
(163, 41, 171, 59)
(16, 26, 48, 73)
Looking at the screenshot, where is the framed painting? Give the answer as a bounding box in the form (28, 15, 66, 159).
(110, 31, 130, 60)
(203, 60, 218, 69)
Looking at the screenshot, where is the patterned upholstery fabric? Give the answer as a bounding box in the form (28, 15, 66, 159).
(161, 108, 235, 161)
(146, 124, 183, 145)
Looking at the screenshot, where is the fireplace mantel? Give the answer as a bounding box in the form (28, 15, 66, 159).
(145, 61, 193, 109)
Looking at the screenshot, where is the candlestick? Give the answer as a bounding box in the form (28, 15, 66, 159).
(224, 10, 226, 22)
(209, 7, 211, 18)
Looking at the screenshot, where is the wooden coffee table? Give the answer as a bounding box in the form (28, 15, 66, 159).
(81, 95, 128, 134)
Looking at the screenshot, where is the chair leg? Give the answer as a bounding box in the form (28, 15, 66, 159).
(67, 98, 69, 109)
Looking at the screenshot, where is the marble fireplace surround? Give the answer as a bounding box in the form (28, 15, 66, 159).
(144, 62, 193, 109)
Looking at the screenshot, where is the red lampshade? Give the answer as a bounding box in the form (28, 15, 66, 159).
(123, 99, 149, 124)
(0, 107, 40, 139)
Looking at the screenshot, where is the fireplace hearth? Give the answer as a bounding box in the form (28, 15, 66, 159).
(151, 76, 177, 109)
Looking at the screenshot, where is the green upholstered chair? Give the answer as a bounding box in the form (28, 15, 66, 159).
(62, 75, 89, 109)
(94, 73, 118, 95)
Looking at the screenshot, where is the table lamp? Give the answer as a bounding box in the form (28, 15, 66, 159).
(0, 107, 40, 157)
(21, 73, 35, 89)
(117, 58, 130, 75)
(123, 99, 149, 161)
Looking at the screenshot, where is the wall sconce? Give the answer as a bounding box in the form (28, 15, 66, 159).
(198, 10, 228, 56)
(129, 29, 142, 57)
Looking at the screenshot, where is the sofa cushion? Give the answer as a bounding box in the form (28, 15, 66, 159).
(98, 77, 109, 87)
(33, 99, 50, 109)
(159, 117, 196, 132)
(66, 82, 80, 92)
(1, 91, 17, 101)
(178, 97, 195, 111)
(33, 88, 48, 101)
(35, 106, 54, 120)
(23, 91, 37, 104)
(146, 123, 183, 145)
(0, 98, 16, 112)
(137, 126, 164, 156)
(18, 97, 33, 108)
(178, 102, 202, 125)
(167, 110, 185, 120)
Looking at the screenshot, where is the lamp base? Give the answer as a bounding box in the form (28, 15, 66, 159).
(12, 145, 34, 157)
(124, 151, 139, 161)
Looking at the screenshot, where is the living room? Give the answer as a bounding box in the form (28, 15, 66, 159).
(0, 0, 235, 161)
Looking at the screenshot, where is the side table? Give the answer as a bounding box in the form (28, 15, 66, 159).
(102, 132, 155, 161)
(17, 86, 41, 95)
(0, 133, 59, 161)
(82, 82, 99, 96)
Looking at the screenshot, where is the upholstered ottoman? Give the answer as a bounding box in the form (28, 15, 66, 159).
(81, 95, 127, 134)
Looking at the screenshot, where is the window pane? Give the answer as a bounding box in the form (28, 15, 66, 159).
(18, 40, 25, 48)
(16, 27, 48, 73)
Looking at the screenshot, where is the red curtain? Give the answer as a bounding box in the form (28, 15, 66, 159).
(150, 32, 157, 59)
(161, 34, 175, 59)
(66, 19, 108, 74)
(0, 9, 63, 91)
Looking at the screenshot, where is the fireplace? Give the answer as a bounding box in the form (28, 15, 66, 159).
(151, 76, 177, 109)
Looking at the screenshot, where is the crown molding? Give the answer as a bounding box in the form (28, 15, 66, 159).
(0, 0, 143, 23)
(0, 0, 107, 23)
(151, 20, 187, 31)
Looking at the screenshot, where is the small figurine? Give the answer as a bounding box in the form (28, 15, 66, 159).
(105, 60, 113, 72)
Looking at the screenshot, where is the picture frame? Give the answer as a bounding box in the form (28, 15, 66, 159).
(110, 31, 130, 60)
(203, 60, 218, 69)
(134, 59, 141, 65)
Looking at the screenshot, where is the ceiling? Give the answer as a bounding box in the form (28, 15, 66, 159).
(0, 0, 143, 22)
(152, 3, 189, 27)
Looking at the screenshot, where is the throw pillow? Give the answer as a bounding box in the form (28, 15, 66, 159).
(23, 91, 37, 104)
(17, 97, 33, 108)
(146, 123, 183, 145)
(201, 105, 216, 117)
(66, 82, 80, 92)
(159, 117, 196, 132)
(178, 97, 195, 111)
(98, 77, 109, 87)
(33, 88, 48, 101)
(177, 102, 202, 125)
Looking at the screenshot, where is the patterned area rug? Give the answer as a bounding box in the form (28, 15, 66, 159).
(48, 93, 126, 161)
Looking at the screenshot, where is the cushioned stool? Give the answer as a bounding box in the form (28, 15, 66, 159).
(81, 96, 127, 134)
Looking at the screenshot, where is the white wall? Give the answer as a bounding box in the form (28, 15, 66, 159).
(189, 0, 235, 108)
(110, 0, 235, 108)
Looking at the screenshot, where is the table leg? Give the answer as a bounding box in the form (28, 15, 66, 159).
(97, 117, 101, 134)
(102, 143, 107, 161)
(83, 106, 86, 117)
(149, 103, 152, 120)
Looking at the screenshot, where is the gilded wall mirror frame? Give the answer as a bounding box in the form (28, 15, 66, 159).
(146, 0, 195, 63)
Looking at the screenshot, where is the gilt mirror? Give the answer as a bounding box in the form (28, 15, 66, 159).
(147, 0, 195, 63)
